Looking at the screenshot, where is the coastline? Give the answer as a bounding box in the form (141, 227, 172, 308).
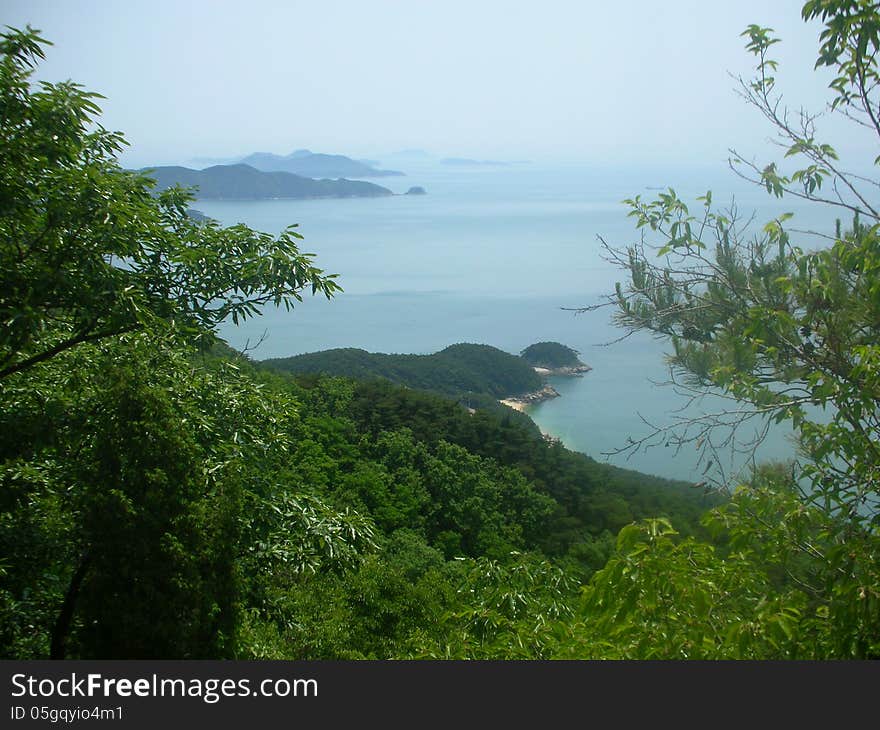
(499, 385, 563, 445)
(499, 363, 590, 443)
(499, 383, 560, 412)
(532, 364, 592, 377)
(499, 363, 591, 411)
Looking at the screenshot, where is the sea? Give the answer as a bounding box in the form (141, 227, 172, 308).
(199, 158, 834, 485)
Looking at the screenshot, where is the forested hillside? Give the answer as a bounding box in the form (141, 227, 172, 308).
(3, 0, 879, 662)
(262, 343, 544, 398)
(0, 329, 717, 659)
(520, 341, 585, 369)
(0, 28, 716, 660)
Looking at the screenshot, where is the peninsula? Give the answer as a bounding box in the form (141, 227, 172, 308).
(260, 343, 542, 400)
(260, 340, 589, 419)
(501, 342, 592, 412)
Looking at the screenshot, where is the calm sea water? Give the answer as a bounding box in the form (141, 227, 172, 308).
(201, 161, 829, 483)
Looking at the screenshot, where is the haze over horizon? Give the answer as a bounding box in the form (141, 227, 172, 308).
(3, 0, 875, 172)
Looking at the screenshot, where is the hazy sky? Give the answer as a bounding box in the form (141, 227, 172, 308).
(2, 0, 871, 169)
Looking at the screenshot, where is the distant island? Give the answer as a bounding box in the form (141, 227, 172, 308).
(238, 149, 404, 178)
(405, 186, 427, 195)
(140, 163, 394, 200)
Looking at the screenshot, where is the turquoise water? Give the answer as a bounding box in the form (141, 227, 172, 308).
(203, 162, 824, 483)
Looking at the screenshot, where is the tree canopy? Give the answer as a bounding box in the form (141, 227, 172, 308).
(0, 25, 716, 660)
(4, 4, 878, 661)
(0, 26, 355, 659)
(0, 26, 340, 381)
(573, 0, 880, 657)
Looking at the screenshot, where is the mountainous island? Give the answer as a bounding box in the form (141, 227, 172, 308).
(140, 163, 394, 200)
(239, 149, 404, 178)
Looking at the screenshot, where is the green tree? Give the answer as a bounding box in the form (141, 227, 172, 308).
(0, 27, 374, 659)
(0, 27, 339, 381)
(415, 552, 576, 659)
(578, 1, 880, 657)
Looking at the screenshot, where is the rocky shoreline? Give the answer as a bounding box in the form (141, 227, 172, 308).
(499, 363, 591, 412)
(532, 364, 592, 377)
(499, 384, 561, 412)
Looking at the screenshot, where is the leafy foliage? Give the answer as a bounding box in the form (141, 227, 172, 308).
(573, 1, 880, 658)
(0, 27, 360, 659)
(10, 20, 846, 662)
(0, 26, 340, 382)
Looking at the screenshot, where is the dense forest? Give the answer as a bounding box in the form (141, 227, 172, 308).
(520, 341, 587, 370)
(2, 0, 879, 661)
(262, 343, 545, 399)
